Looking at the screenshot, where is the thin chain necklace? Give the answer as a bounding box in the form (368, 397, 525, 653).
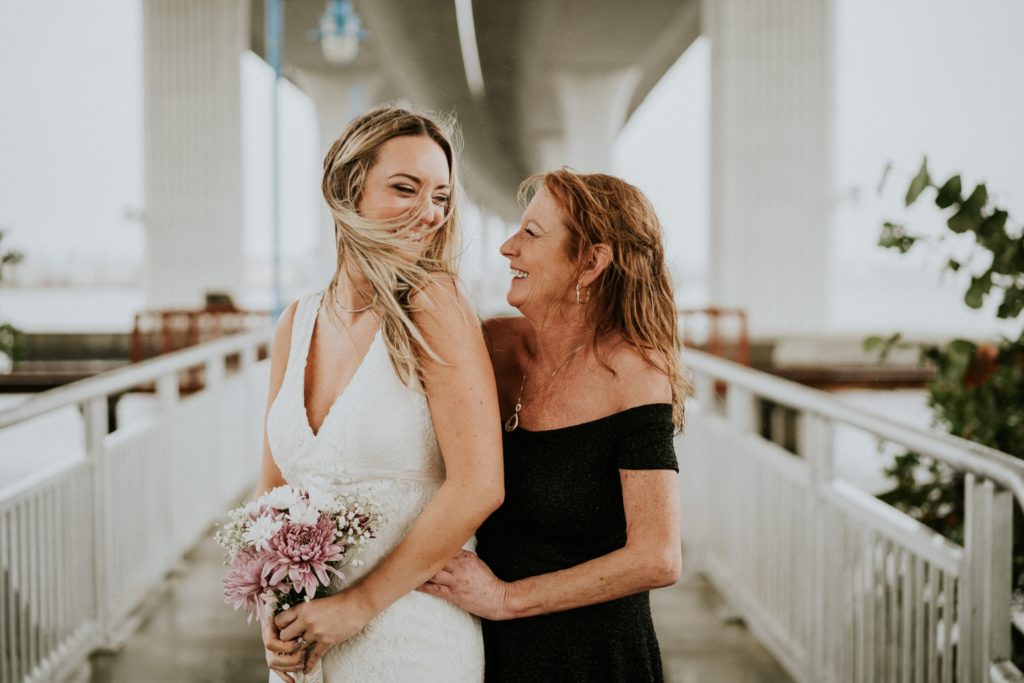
(504, 342, 586, 432)
(335, 292, 377, 314)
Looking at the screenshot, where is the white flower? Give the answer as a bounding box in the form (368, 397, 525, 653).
(305, 486, 340, 515)
(260, 485, 300, 511)
(243, 514, 283, 551)
(287, 500, 320, 526)
(243, 500, 261, 519)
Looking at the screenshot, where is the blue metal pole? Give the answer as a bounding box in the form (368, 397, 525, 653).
(266, 0, 284, 318)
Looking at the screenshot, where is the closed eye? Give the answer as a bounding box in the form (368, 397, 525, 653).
(432, 195, 450, 207)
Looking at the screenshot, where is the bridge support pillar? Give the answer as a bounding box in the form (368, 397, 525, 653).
(551, 67, 642, 173)
(142, 0, 249, 308)
(704, 0, 834, 335)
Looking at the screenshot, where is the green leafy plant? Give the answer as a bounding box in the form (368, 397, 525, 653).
(866, 158, 1024, 580)
(0, 230, 24, 362)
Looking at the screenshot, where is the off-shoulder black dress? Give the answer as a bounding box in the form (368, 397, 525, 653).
(476, 403, 678, 682)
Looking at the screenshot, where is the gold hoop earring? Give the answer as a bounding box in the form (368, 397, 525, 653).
(575, 282, 591, 305)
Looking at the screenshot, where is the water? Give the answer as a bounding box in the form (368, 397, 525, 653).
(831, 388, 932, 494)
(0, 286, 145, 333)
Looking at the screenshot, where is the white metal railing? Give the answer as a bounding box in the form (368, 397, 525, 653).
(0, 328, 271, 683)
(678, 348, 1024, 683)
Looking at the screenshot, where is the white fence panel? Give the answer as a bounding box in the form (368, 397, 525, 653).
(680, 348, 1023, 683)
(100, 417, 175, 637)
(0, 329, 271, 683)
(1, 462, 99, 683)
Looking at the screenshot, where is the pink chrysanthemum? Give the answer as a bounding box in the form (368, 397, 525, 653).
(223, 547, 271, 622)
(262, 517, 345, 599)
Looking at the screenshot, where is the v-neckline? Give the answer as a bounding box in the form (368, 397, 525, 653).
(302, 296, 380, 439)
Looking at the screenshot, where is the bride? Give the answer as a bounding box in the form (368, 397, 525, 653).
(253, 106, 503, 682)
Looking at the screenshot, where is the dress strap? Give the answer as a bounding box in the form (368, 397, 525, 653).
(281, 292, 323, 389)
(287, 293, 322, 363)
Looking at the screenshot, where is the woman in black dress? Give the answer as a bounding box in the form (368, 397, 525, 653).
(420, 169, 687, 681)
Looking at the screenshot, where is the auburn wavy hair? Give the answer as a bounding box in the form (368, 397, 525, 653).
(519, 168, 690, 431)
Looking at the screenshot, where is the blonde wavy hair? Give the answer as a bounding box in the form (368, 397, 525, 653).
(519, 169, 690, 431)
(321, 105, 463, 387)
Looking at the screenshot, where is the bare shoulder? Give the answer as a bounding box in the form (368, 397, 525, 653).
(410, 274, 488, 371)
(603, 338, 673, 408)
(410, 273, 477, 327)
(482, 316, 532, 356)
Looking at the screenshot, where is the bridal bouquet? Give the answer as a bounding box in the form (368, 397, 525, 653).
(215, 484, 382, 623)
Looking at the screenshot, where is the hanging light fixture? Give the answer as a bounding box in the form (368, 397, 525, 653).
(312, 0, 362, 65)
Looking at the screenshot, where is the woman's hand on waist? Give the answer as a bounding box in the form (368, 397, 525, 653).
(418, 550, 516, 621)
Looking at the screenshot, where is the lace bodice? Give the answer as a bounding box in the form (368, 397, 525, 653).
(267, 292, 445, 490)
(264, 292, 483, 682)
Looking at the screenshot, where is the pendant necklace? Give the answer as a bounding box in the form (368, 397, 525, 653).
(503, 342, 586, 432)
(504, 374, 527, 432)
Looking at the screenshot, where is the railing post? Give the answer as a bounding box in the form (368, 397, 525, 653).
(801, 412, 834, 682)
(82, 395, 111, 647)
(155, 373, 180, 559)
(961, 474, 1013, 682)
(205, 353, 232, 502)
(725, 385, 758, 434)
(240, 341, 258, 369)
(693, 372, 720, 417)
(156, 373, 179, 411)
(204, 355, 225, 390)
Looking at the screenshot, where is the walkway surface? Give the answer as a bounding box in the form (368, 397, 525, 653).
(89, 534, 794, 683)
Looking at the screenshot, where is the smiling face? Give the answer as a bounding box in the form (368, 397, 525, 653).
(500, 187, 578, 314)
(357, 134, 451, 253)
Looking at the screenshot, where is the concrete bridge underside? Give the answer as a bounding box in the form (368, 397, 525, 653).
(143, 0, 834, 337)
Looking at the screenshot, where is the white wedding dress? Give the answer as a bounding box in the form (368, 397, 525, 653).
(265, 292, 484, 682)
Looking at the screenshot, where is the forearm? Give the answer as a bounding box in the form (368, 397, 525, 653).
(348, 478, 500, 615)
(503, 544, 678, 620)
